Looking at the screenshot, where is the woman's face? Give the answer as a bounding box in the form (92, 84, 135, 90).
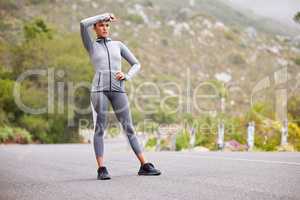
(94, 21, 110, 38)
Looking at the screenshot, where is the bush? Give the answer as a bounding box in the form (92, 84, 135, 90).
(145, 137, 172, 151)
(12, 128, 32, 144)
(0, 66, 13, 80)
(0, 78, 18, 126)
(243, 102, 281, 150)
(0, 110, 9, 125)
(19, 115, 49, 143)
(176, 129, 190, 151)
(195, 132, 217, 150)
(192, 116, 218, 150)
(0, 126, 32, 144)
(288, 122, 300, 151)
(255, 134, 280, 151)
(0, 79, 16, 117)
(0, 126, 14, 142)
(224, 117, 247, 144)
(145, 137, 157, 148)
(253, 121, 281, 151)
(47, 114, 68, 143)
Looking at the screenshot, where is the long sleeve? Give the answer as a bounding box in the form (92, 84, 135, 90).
(80, 13, 111, 52)
(120, 42, 141, 80)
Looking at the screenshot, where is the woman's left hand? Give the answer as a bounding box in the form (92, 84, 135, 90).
(116, 71, 125, 80)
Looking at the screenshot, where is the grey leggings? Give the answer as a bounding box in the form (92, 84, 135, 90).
(91, 91, 143, 157)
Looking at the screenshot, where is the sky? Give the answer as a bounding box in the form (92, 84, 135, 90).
(220, 0, 300, 29)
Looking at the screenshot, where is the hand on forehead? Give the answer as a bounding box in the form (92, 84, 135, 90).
(102, 13, 116, 22)
(95, 13, 116, 25)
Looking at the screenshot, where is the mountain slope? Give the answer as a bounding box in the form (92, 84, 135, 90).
(1, 0, 299, 116)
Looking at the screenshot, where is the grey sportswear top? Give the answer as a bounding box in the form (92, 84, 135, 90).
(80, 13, 141, 92)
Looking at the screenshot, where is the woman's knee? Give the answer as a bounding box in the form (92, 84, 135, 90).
(122, 122, 135, 135)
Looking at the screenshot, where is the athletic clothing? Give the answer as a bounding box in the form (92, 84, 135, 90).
(91, 91, 142, 157)
(80, 13, 143, 157)
(80, 13, 141, 92)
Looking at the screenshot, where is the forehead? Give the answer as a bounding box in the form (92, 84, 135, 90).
(94, 21, 110, 26)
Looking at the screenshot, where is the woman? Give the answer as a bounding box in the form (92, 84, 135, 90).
(80, 13, 161, 180)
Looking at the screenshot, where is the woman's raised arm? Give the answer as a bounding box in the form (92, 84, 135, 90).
(80, 13, 111, 52)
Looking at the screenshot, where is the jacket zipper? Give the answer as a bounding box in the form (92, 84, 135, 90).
(103, 39, 112, 91)
(97, 72, 101, 86)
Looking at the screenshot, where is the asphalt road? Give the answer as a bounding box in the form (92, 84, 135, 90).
(1, 137, 300, 200)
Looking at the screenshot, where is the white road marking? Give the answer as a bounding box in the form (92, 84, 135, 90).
(172, 154, 300, 166)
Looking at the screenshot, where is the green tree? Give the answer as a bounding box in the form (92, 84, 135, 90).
(294, 12, 300, 24)
(0, 78, 17, 125)
(24, 18, 53, 41)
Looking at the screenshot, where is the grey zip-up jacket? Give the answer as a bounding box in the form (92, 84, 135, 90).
(80, 13, 141, 92)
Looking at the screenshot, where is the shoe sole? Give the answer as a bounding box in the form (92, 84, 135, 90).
(97, 176, 111, 180)
(138, 171, 161, 176)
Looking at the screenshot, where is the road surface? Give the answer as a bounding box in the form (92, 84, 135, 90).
(1, 137, 300, 200)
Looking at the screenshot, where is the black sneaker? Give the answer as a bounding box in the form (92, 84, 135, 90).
(97, 166, 111, 180)
(138, 162, 161, 176)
